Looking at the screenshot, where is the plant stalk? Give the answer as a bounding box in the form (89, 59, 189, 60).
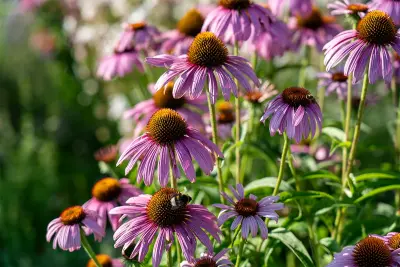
(80, 228, 101, 267)
(234, 42, 241, 184)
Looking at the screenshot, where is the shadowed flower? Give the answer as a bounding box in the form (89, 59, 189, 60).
(46, 206, 105, 251)
(83, 178, 142, 231)
(317, 68, 349, 99)
(260, 87, 322, 143)
(180, 249, 233, 267)
(161, 9, 205, 55)
(97, 48, 144, 81)
(328, 1, 369, 17)
(214, 184, 284, 239)
(116, 22, 160, 52)
(118, 109, 223, 186)
(369, 0, 400, 25)
(327, 236, 400, 267)
(289, 7, 342, 51)
(147, 32, 260, 103)
(124, 82, 207, 137)
(110, 188, 221, 266)
(244, 81, 278, 104)
(87, 254, 123, 267)
(94, 145, 118, 163)
(324, 10, 400, 84)
(201, 0, 275, 43)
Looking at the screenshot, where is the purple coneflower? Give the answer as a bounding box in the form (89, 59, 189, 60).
(289, 7, 342, 51)
(369, 0, 400, 25)
(327, 236, 400, 267)
(201, 0, 275, 43)
(317, 69, 349, 99)
(244, 80, 278, 104)
(118, 109, 223, 186)
(124, 82, 207, 137)
(215, 102, 236, 140)
(260, 87, 323, 144)
(83, 178, 141, 231)
(180, 249, 233, 267)
(214, 184, 284, 239)
(328, 1, 369, 16)
(324, 10, 400, 84)
(161, 9, 205, 55)
(97, 48, 144, 81)
(94, 145, 118, 163)
(87, 254, 123, 267)
(394, 52, 400, 82)
(147, 32, 260, 103)
(110, 188, 221, 266)
(46, 206, 105, 251)
(267, 0, 313, 17)
(380, 232, 400, 251)
(116, 22, 159, 52)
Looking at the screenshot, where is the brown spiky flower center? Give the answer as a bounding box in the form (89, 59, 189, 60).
(357, 10, 397, 45)
(94, 145, 117, 162)
(177, 9, 205, 37)
(153, 82, 185, 109)
(347, 3, 368, 13)
(92, 178, 121, 202)
(188, 32, 228, 67)
(235, 198, 258, 217)
(217, 102, 235, 124)
(87, 254, 113, 267)
(282, 87, 316, 108)
(219, 0, 251, 10)
(297, 8, 328, 30)
(331, 72, 348, 82)
(352, 237, 392, 267)
(128, 22, 146, 31)
(146, 109, 187, 145)
(194, 257, 217, 267)
(388, 233, 400, 250)
(60, 206, 86, 225)
(147, 188, 189, 227)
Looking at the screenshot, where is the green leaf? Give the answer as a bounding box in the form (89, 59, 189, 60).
(301, 170, 341, 183)
(355, 171, 400, 183)
(322, 127, 345, 141)
(355, 185, 400, 203)
(319, 237, 340, 253)
(244, 177, 293, 193)
(269, 228, 314, 267)
(315, 204, 355, 216)
(280, 191, 335, 202)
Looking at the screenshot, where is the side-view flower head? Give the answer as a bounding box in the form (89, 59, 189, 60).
(87, 254, 123, 267)
(116, 22, 160, 53)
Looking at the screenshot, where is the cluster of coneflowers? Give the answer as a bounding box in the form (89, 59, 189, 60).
(45, 0, 400, 266)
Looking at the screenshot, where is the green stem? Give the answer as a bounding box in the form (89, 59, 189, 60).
(287, 146, 300, 191)
(235, 238, 245, 267)
(272, 133, 290, 196)
(298, 46, 311, 88)
(80, 228, 101, 267)
(206, 89, 225, 203)
(307, 222, 320, 267)
(169, 160, 177, 190)
(229, 226, 241, 248)
(341, 74, 353, 185)
(167, 247, 172, 267)
(234, 42, 241, 184)
(248, 103, 255, 136)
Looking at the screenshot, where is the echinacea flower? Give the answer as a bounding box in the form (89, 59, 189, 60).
(19, 0, 45, 12)
(46, 206, 105, 251)
(268, 0, 313, 17)
(147, 32, 260, 103)
(214, 184, 284, 239)
(124, 82, 207, 137)
(110, 188, 221, 266)
(327, 236, 400, 267)
(161, 9, 205, 55)
(215, 101, 236, 140)
(324, 10, 400, 84)
(328, 1, 369, 17)
(87, 254, 123, 267)
(97, 48, 144, 81)
(118, 109, 223, 186)
(94, 145, 118, 163)
(83, 178, 141, 231)
(244, 81, 278, 104)
(201, 0, 275, 43)
(369, 0, 400, 25)
(394, 52, 400, 82)
(317, 69, 349, 99)
(289, 7, 342, 51)
(180, 249, 233, 267)
(380, 232, 400, 251)
(260, 87, 323, 143)
(116, 22, 160, 52)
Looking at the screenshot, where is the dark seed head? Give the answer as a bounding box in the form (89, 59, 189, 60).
(352, 237, 392, 267)
(188, 32, 228, 67)
(357, 10, 397, 45)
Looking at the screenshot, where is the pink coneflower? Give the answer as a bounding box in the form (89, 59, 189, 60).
(83, 178, 141, 231)
(328, 1, 369, 17)
(268, 0, 313, 17)
(19, 0, 45, 12)
(394, 52, 400, 82)
(180, 249, 233, 267)
(380, 232, 400, 251)
(317, 69, 349, 99)
(146, 32, 260, 104)
(214, 184, 284, 239)
(116, 22, 160, 52)
(161, 9, 205, 55)
(324, 10, 400, 84)
(260, 87, 322, 144)
(289, 7, 342, 51)
(243, 80, 278, 104)
(94, 145, 118, 163)
(215, 101, 236, 140)
(369, 0, 400, 25)
(87, 254, 123, 267)
(46, 206, 105, 251)
(201, 0, 275, 43)
(118, 109, 223, 186)
(110, 188, 221, 266)
(327, 236, 400, 267)
(124, 82, 207, 137)
(97, 48, 144, 81)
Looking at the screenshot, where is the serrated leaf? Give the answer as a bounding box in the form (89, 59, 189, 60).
(269, 228, 314, 267)
(244, 177, 293, 193)
(355, 185, 400, 203)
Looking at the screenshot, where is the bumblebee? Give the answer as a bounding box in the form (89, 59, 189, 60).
(170, 193, 192, 210)
(306, 94, 316, 103)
